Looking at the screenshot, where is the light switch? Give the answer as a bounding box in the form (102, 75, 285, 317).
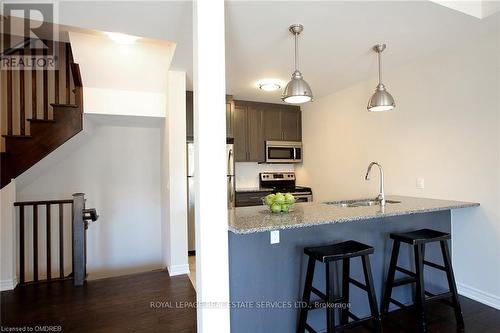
(416, 177, 425, 189)
(270, 230, 280, 244)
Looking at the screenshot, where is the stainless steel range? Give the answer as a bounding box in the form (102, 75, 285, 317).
(259, 172, 313, 203)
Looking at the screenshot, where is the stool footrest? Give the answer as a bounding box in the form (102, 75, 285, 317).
(347, 311, 360, 321)
(311, 286, 327, 301)
(423, 260, 446, 271)
(308, 297, 344, 310)
(395, 265, 416, 277)
(304, 323, 317, 333)
(348, 277, 368, 292)
(389, 297, 409, 310)
(425, 291, 453, 304)
(393, 277, 416, 287)
(335, 315, 375, 331)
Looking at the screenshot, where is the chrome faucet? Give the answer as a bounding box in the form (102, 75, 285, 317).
(365, 162, 385, 206)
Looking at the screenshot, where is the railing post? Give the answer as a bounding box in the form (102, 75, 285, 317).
(72, 193, 86, 286)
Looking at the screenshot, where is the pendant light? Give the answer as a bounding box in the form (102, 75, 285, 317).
(367, 44, 395, 112)
(282, 24, 313, 104)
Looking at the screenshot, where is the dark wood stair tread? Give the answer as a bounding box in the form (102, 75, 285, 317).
(2, 135, 32, 139)
(51, 103, 78, 108)
(27, 118, 56, 123)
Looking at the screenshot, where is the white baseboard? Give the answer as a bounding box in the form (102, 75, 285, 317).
(0, 278, 18, 291)
(167, 264, 190, 277)
(458, 282, 500, 310)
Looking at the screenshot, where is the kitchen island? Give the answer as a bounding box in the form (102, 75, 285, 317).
(228, 196, 478, 333)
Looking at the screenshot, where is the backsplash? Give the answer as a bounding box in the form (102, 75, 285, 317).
(235, 162, 294, 189)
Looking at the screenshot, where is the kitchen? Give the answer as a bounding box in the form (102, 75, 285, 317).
(0, 1, 498, 333)
(187, 1, 499, 332)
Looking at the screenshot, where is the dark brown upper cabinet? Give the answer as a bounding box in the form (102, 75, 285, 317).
(280, 108, 302, 141)
(233, 100, 301, 162)
(186, 91, 235, 140)
(226, 96, 234, 139)
(186, 91, 194, 140)
(261, 104, 302, 142)
(233, 101, 264, 162)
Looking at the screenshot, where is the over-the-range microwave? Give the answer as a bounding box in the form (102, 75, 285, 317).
(265, 141, 303, 163)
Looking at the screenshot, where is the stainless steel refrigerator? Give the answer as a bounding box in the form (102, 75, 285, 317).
(187, 140, 235, 252)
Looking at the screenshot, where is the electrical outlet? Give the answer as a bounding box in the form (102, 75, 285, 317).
(270, 230, 280, 244)
(416, 177, 425, 189)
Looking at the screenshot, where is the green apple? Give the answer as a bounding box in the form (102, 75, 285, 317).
(271, 203, 282, 213)
(284, 193, 295, 204)
(274, 193, 285, 204)
(281, 204, 290, 213)
(264, 194, 275, 206)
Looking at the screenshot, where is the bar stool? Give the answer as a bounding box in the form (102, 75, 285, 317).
(297, 240, 382, 333)
(381, 228, 464, 332)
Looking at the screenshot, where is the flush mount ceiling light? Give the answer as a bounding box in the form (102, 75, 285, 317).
(282, 24, 313, 104)
(257, 79, 282, 92)
(105, 32, 140, 45)
(367, 44, 395, 112)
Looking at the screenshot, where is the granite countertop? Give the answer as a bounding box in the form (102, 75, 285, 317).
(228, 195, 479, 234)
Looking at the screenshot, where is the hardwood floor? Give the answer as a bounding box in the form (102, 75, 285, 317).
(354, 295, 500, 333)
(1, 270, 498, 333)
(1, 270, 196, 333)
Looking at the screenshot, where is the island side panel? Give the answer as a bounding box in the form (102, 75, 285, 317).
(228, 210, 452, 333)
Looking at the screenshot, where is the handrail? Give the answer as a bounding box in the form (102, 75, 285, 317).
(14, 199, 73, 206)
(15, 198, 75, 285)
(0, 37, 35, 59)
(70, 63, 83, 88)
(70, 63, 84, 108)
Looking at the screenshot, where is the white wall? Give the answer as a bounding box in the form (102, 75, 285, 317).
(0, 180, 17, 290)
(161, 71, 189, 276)
(16, 115, 163, 280)
(296, 32, 500, 308)
(235, 162, 295, 189)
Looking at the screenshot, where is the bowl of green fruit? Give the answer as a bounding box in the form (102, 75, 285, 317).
(263, 193, 296, 213)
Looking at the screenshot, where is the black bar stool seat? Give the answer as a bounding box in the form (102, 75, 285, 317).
(381, 228, 464, 333)
(298, 240, 382, 333)
(390, 228, 450, 245)
(305, 240, 374, 262)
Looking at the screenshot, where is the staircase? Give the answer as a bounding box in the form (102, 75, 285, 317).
(0, 39, 83, 188)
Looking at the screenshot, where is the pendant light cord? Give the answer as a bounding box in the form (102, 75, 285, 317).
(294, 32, 299, 72)
(378, 51, 382, 84)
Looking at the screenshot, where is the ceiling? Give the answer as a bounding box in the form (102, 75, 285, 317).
(16, 1, 499, 104)
(224, 1, 499, 103)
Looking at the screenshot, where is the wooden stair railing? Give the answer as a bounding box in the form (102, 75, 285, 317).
(1, 38, 84, 189)
(14, 193, 98, 287)
(14, 198, 74, 285)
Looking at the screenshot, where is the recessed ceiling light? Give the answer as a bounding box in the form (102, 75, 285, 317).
(105, 32, 140, 45)
(256, 79, 283, 92)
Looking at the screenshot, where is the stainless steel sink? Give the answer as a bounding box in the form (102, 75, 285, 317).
(324, 199, 401, 207)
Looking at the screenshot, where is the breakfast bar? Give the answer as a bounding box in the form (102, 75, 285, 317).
(228, 196, 479, 332)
